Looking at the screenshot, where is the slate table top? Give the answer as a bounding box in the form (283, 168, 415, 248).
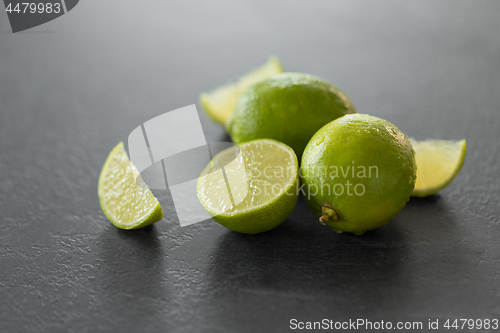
(1, 1, 499, 332)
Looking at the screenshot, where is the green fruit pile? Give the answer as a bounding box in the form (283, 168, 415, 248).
(98, 56, 467, 234)
(197, 56, 466, 235)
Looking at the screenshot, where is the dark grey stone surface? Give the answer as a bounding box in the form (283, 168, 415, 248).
(0, 1, 499, 332)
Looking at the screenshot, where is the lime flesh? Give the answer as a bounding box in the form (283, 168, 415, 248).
(410, 138, 466, 197)
(98, 142, 163, 229)
(200, 56, 283, 127)
(197, 139, 298, 234)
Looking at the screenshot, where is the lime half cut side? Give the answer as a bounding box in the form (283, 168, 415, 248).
(410, 138, 466, 197)
(98, 142, 163, 229)
(200, 56, 283, 128)
(197, 139, 299, 234)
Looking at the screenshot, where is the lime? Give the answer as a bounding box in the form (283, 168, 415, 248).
(410, 138, 466, 197)
(197, 139, 299, 234)
(98, 142, 163, 229)
(301, 114, 416, 235)
(200, 56, 283, 127)
(227, 72, 356, 160)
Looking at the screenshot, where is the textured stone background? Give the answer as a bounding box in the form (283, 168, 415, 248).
(0, 1, 499, 332)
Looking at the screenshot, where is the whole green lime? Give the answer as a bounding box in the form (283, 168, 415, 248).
(301, 114, 417, 235)
(227, 72, 356, 160)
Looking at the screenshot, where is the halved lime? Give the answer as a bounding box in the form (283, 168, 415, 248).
(410, 138, 466, 197)
(199, 56, 283, 128)
(197, 139, 298, 234)
(98, 142, 163, 229)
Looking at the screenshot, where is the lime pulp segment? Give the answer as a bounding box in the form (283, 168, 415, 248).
(200, 56, 283, 127)
(98, 142, 163, 229)
(410, 138, 466, 197)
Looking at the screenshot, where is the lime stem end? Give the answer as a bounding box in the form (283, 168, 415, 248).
(319, 205, 338, 224)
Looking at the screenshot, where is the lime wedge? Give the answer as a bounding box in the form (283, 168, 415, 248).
(98, 142, 163, 229)
(410, 138, 466, 197)
(197, 139, 298, 234)
(200, 56, 283, 128)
